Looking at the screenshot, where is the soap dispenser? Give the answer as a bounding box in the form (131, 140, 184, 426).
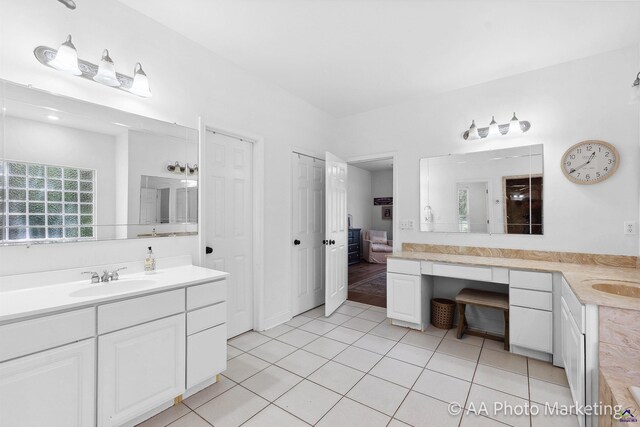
(144, 246, 156, 273)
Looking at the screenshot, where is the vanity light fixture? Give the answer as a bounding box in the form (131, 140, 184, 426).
(488, 116, 500, 136)
(167, 162, 198, 175)
(631, 72, 640, 104)
(463, 113, 531, 140)
(128, 63, 152, 98)
(34, 35, 152, 97)
(467, 120, 480, 140)
(93, 50, 120, 87)
(48, 35, 81, 75)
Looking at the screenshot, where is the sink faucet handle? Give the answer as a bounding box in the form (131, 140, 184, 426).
(101, 270, 111, 283)
(81, 271, 100, 284)
(112, 267, 127, 281)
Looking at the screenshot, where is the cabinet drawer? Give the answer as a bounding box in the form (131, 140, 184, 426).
(432, 263, 492, 282)
(0, 308, 95, 362)
(187, 302, 226, 336)
(387, 259, 420, 275)
(561, 278, 585, 333)
(509, 270, 552, 292)
(510, 306, 553, 352)
(187, 280, 226, 310)
(510, 288, 552, 311)
(98, 289, 185, 334)
(187, 324, 227, 388)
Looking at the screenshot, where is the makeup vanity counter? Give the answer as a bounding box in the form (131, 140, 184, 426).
(388, 245, 640, 426)
(389, 250, 640, 310)
(0, 256, 229, 427)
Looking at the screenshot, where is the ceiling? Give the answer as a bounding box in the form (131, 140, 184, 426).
(119, 0, 640, 117)
(350, 158, 393, 172)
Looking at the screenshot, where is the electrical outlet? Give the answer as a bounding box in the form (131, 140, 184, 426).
(399, 220, 415, 230)
(624, 221, 637, 235)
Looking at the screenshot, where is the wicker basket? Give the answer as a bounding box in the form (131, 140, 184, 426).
(431, 298, 456, 329)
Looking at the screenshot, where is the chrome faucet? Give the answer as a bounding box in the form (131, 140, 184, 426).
(81, 271, 100, 284)
(101, 267, 128, 282)
(82, 267, 127, 284)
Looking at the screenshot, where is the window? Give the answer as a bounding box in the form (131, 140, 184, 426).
(1, 161, 96, 242)
(457, 187, 469, 233)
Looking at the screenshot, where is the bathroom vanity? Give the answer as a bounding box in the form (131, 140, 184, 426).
(387, 244, 640, 427)
(0, 257, 228, 427)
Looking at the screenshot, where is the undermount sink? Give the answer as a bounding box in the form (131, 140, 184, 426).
(70, 279, 158, 297)
(591, 282, 640, 299)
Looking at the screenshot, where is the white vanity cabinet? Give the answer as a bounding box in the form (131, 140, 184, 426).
(98, 314, 186, 427)
(0, 339, 96, 427)
(509, 270, 553, 358)
(387, 259, 431, 329)
(0, 308, 96, 427)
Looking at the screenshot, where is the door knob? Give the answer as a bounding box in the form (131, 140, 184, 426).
(293, 239, 301, 245)
(205, 246, 213, 254)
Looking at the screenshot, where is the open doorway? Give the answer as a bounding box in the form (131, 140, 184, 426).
(346, 156, 394, 307)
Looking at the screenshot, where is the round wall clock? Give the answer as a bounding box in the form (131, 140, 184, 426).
(561, 140, 619, 184)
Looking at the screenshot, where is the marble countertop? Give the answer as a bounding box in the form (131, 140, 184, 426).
(0, 264, 229, 323)
(389, 251, 640, 311)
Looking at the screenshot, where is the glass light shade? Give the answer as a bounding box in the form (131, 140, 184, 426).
(49, 35, 81, 75)
(93, 49, 120, 87)
(128, 63, 152, 98)
(509, 112, 522, 134)
(467, 120, 480, 140)
(488, 116, 500, 136)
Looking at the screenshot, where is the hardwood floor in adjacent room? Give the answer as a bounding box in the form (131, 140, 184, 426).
(348, 261, 387, 308)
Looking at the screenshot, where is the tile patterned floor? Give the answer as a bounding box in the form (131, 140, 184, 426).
(138, 300, 579, 427)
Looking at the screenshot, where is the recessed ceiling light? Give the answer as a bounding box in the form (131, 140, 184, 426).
(47, 115, 60, 121)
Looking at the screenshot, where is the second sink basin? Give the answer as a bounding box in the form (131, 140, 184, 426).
(70, 279, 158, 298)
(592, 282, 640, 298)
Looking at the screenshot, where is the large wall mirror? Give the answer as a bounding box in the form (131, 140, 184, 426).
(0, 80, 198, 244)
(420, 144, 543, 235)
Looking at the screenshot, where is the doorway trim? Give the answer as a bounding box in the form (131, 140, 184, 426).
(198, 117, 266, 332)
(347, 151, 399, 253)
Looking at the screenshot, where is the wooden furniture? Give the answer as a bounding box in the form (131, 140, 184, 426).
(363, 229, 393, 264)
(348, 228, 361, 265)
(455, 288, 509, 350)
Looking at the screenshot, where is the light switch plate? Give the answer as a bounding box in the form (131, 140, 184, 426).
(399, 220, 414, 230)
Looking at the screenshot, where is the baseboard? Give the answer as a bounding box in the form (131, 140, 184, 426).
(259, 310, 291, 332)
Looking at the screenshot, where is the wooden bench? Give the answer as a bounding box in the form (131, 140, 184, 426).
(455, 288, 509, 350)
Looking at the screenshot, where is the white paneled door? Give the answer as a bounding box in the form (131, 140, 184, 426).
(291, 153, 325, 316)
(324, 152, 348, 316)
(205, 131, 253, 338)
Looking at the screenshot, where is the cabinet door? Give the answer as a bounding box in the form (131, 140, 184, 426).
(0, 339, 95, 427)
(98, 314, 186, 427)
(510, 306, 552, 352)
(187, 324, 227, 388)
(561, 298, 585, 425)
(387, 273, 421, 323)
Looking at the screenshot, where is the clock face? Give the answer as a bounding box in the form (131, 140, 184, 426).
(561, 140, 619, 184)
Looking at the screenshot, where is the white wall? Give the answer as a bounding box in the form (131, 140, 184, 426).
(0, 0, 334, 328)
(4, 116, 117, 239)
(335, 47, 640, 256)
(347, 165, 372, 232)
(371, 169, 394, 239)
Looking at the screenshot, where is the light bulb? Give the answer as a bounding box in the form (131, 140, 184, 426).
(49, 35, 81, 75)
(509, 112, 522, 134)
(128, 62, 152, 98)
(488, 116, 500, 136)
(467, 120, 480, 140)
(93, 49, 120, 87)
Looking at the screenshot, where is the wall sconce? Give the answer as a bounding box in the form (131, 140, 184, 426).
(631, 72, 640, 104)
(167, 162, 198, 175)
(34, 35, 152, 98)
(463, 113, 531, 140)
